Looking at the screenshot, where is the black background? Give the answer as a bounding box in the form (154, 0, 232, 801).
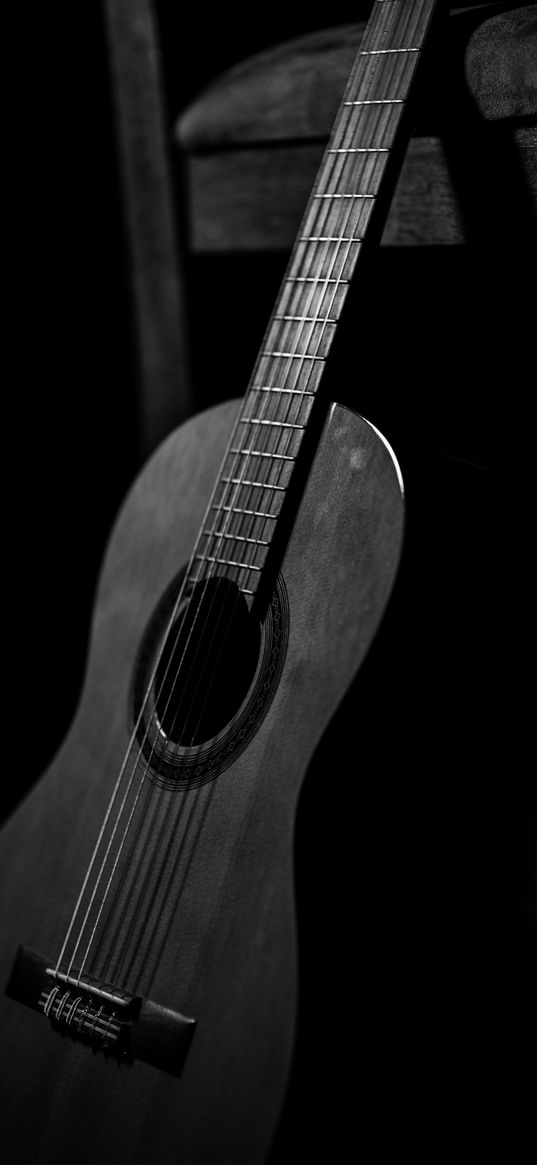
(4, 2, 537, 1161)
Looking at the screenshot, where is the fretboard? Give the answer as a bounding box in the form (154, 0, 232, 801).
(189, 0, 439, 598)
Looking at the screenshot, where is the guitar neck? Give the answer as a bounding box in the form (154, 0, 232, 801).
(189, 0, 440, 599)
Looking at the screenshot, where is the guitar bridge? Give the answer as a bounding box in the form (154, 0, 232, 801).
(5, 946, 196, 1077)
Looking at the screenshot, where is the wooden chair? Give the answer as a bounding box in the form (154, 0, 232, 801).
(104, 1, 536, 453)
(172, 3, 536, 466)
(176, 6, 537, 252)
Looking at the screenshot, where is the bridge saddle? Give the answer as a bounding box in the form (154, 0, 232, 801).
(5, 946, 196, 1077)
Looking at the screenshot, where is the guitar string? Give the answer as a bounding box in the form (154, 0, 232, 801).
(55, 233, 325, 987)
(57, 119, 366, 990)
(79, 64, 404, 991)
(111, 11, 430, 992)
(50, 157, 348, 985)
(73, 104, 424, 1001)
(101, 2, 434, 995)
(111, 2, 421, 815)
(128, 0, 436, 813)
(102, 196, 365, 989)
(52, 23, 423, 992)
(98, 191, 366, 994)
(111, 1, 411, 787)
(57, 364, 287, 987)
(53, 362, 284, 983)
(113, 15, 433, 985)
(128, 25, 410, 761)
(72, 172, 356, 992)
(53, 41, 410, 997)
(54, 29, 414, 992)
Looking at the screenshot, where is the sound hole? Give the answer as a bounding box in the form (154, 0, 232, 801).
(154, 576, 260, 747)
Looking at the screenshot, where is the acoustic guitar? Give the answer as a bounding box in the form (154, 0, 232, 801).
(0, 2, 441, 1161)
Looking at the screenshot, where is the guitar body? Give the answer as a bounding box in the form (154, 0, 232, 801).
(0, 397, 403, 1164)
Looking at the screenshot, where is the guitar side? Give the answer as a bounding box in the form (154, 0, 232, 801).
(0, 398, 403, 1164)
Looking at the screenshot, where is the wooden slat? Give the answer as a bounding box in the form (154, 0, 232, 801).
(103, 0, 191, 453)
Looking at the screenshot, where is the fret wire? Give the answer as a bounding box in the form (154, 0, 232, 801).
(365, 0, 436, 55)
(221, 365, 312, 533)
(341, 47, 421, 109)
(327, 147, 389, 153)
(250, 386, 315, 395)
(254, 361, 323, 393)
(228, 448, 295, 462)
(343, 99, 404, 105)
(271, 157, 346, 385)
(203, 530, 270, 546)
(297, 98, 384, 341)
(207, 0, 437, 575)
(274, 313, 337, 323)
(277, 183, 368, 418)
(235, 281, 337, 549)
(210, 476, 287, 550)
(240, 418, 305, 429)
(264, 0, 437, 452)
(229, 450, 294, 487)
(221, 478, 287, 491)
(200, 160, 340, 575)
(358, 47, 420, 55)
(360, 0, 428, 53)
(261, 350, 324, 361)
(192, 3, 440, 581)
(244, 397, 313, 440)
(284, 277, 341, 285)
(285, 276, 345, 283)
(301, 198, 371, 243)
(334, 93, 404, 151)
(245, 241, 349, 535)
(292, 238, 360, 285)
(194, 555, 262, 573)
(204, 503, 277, 550)
(201, 309, 308, 571)
(272, 4, 421, 438)
(211, 504, 279, 520)
(205, 243, 321, 566)
(344, 0, 435, 102)
(277, 0, 436, 421)
(298, 239, 358, 245)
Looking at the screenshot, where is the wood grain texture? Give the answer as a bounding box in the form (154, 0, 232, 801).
(0, 398, 404, 1164)
(184, 127, 536, 251)
(178, 24, 365, 150)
